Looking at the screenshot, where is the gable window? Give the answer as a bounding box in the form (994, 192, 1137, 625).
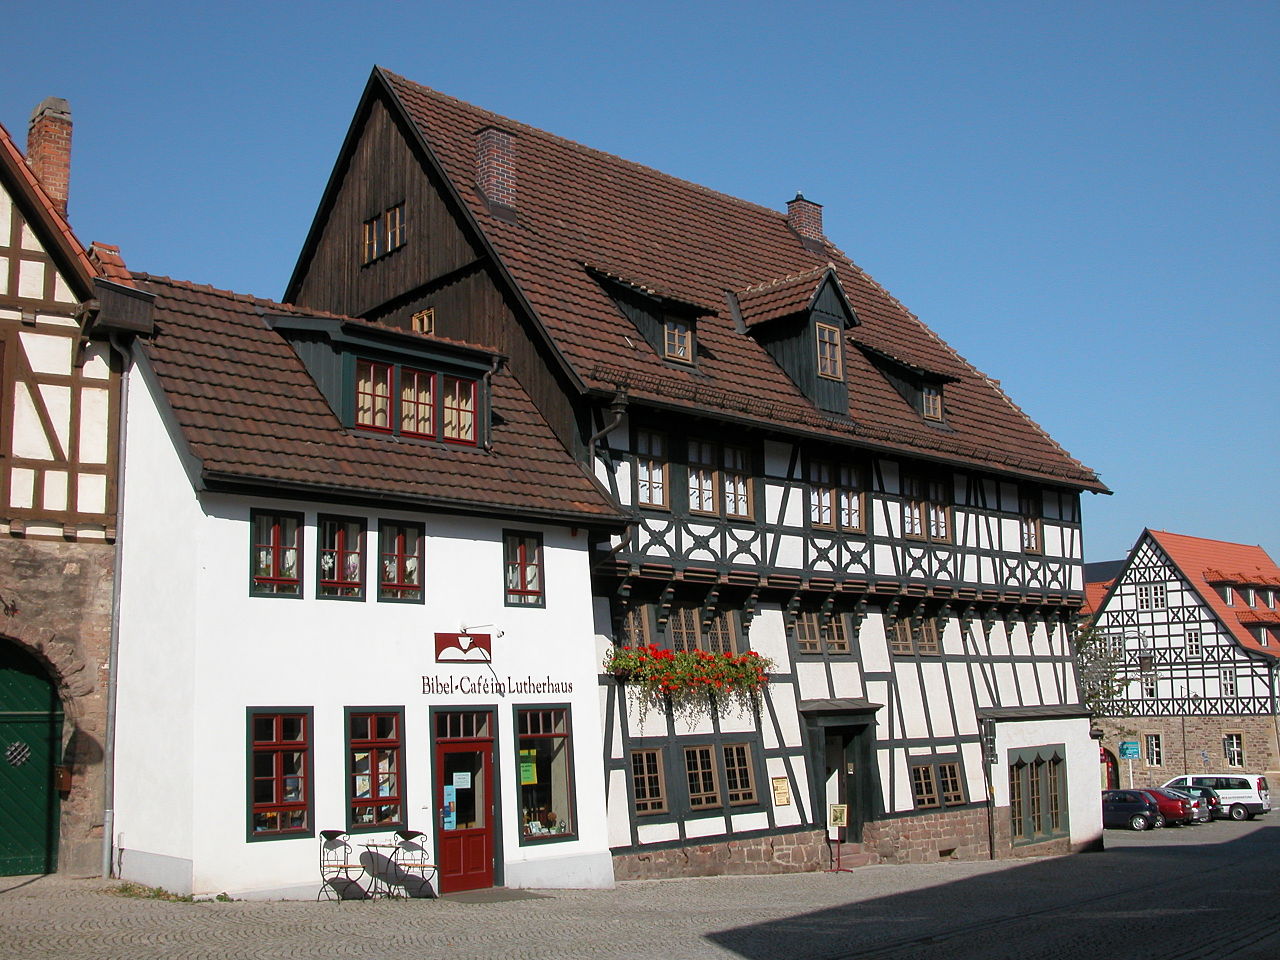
(411, 307, 435, 335)
(318, 515, 365, 599)
(362, 203, 406, 265)
(1019, 489, 1042, 554)
(667, 603, 739, 655)
(249, 710, 312, 838)
(379, 521, 424, 602)
(635, 429, 669, 509)
(1184, 630, 1201, 658)
(251, 510, 302, 597)
(517, 708, 576, 841)
(663, 318, 693, 363)
(1137, 583, 1167, 610)
(902, 473, 951, 542)
(631, 749, 667, 815)
(816, 322, 842, 379)
(795, 608, 849, 655)
(1220, 668, 1237, 697)
(347, 710, 403, 831)
(921, 384, 943, 421)
(504, 531, 544, 607)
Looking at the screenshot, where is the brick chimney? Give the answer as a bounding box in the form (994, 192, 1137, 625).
(476, 126, 516, 215)
(786, 193, 824, 241)
(27, 97, 72, 217)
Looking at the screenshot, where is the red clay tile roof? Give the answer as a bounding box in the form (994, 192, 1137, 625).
(132, 274, 623, 525)
(1147, 530, 1280, 660)
(377, 69, 1106, 492)
(735, 265, 835, 328)
(1081, 579, 1113, 618)
(0, 120, 110, 297)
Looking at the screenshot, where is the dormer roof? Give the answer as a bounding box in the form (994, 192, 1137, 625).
(733, 264, 855, 330)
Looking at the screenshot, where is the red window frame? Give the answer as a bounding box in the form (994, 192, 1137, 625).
(317, 515, 364, 599)
(347, 710, 404, 831)
(441, 375, 477, 444)
(504, 531, 544, 607)
(251, 510, 302, 596)
(355, 359, 394, 432)
(399, 367, 436, 437)
(379, 521, 424, 602)
(249, 711, 311, 838)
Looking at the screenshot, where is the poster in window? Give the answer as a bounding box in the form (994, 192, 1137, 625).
(520, 749, 538, 786)
(442, 785, 457, 830)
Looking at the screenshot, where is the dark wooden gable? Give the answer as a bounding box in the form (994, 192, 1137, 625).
(749, 272, 856, 417)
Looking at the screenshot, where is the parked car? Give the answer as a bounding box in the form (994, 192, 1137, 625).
(1162, 774, 1271, 821)
(1162, 786, 1211, 823)
(1139, 787, 1194, 825)
(1102, 789, 1162, 830)
(1173, 784, 1224, 820)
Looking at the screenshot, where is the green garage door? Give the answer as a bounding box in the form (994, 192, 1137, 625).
(0, 642, 62, 876)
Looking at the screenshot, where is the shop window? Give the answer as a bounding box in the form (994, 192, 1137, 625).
(517, 708, 576, 842)
(317, 515, 365, 599)
(379, 521, 424, 602)
(248, 710, 312, 838)
(795, 608, 849, 655)
(630, 749, 667, 815)
(250, 510, 303, 597)
(635, 429, 669, 509)
(347, 710, 403, 830)
(1008, 746, 1068, 844)
(504, 531, 545, 607)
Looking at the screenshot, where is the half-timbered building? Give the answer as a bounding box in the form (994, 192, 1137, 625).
(0, 100, 138, 877)
(1084, 530, 1280, 786)
(283, 68, 1110, 878)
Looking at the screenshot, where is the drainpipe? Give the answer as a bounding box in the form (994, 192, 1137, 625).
(100, 333, 131, 879)
(482, 356, 502, 452)
(587, 391, 627, 464)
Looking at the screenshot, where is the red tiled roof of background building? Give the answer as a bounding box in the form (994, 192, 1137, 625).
(320, 69, 1107, 492)
(132, 274, 623, 525)
(1148, 530, 1280, 659)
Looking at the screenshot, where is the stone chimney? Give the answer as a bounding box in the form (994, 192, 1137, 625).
(475, 126, 517, 216)
(786, 193, 824, 241)
(27, 97, 73, 217)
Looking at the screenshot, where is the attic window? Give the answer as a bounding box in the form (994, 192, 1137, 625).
(412, 308, 435, 335)
(354, 358, 477, 445)
(362, 203, 407, 265)
(664, 318, 693, 364)
(922, 385, 943, 421)
(815, 322, 842, 379)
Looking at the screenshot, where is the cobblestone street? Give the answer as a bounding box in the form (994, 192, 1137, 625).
(3, 820, 1277, 960)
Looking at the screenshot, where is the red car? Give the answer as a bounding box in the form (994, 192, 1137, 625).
(1139, 787, 1194, 826)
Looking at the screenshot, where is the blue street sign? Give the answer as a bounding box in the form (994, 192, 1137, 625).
(1119, 741, 1140, 759)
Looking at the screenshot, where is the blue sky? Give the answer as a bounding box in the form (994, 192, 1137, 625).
(4, 1, 1276, 563)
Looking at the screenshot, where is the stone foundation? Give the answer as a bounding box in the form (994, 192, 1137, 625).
(0, 536, 115, 876)
(861, 806, 992, 864)
(1095, 715, 1280, 788)
(612, 829, 827, 880)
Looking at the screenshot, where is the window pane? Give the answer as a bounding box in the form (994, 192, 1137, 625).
(442, 376, 476, 442)
(400, 368, 435, 436)
(518, 709, 575, 840)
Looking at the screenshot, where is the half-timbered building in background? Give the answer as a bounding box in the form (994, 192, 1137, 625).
(1084, 530, 1280, 788)
(283, 67, 1110, 879)
(0, 100, 137, 877)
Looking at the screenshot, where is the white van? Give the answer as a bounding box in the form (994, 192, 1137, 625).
(1162, 774, 1271, 820)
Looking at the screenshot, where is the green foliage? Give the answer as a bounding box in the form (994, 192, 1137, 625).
(113, 882, 193, 902)
(1072, 625, 1129, 717)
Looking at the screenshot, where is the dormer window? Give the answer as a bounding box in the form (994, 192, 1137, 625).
(922, 385, 943, 421)
(355, 359, 476, 445)
(362, 203, 407, 265)
(816, 322, 842, 380)
(664, 318, 693, 363)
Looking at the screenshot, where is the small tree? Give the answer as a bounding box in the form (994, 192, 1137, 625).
(1071, 624, 1129, 717)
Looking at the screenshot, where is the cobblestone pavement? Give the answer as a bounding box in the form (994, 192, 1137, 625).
(3, 820, 1278, 960)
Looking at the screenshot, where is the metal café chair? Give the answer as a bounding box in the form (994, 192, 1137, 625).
(391, 829, 438, 898)
(317, 830, 366, 901)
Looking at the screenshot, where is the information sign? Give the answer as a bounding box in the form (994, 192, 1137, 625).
(1119, 741, 1140, 759)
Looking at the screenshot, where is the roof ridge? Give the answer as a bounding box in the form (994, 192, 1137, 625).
(380, 68, 797, 226)
(737, 263, 832, 295)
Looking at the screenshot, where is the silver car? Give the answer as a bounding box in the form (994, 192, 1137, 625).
(1163, 786, 1211, 823)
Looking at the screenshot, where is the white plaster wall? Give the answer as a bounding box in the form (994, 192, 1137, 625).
(989, 717, 1101, 850)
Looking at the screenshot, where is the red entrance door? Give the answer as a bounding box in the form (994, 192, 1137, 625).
(435, 724, 495, 894)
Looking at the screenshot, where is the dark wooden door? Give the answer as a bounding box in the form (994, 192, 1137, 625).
(0, 643, 62, 876)
(436, 740, 494, 893)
